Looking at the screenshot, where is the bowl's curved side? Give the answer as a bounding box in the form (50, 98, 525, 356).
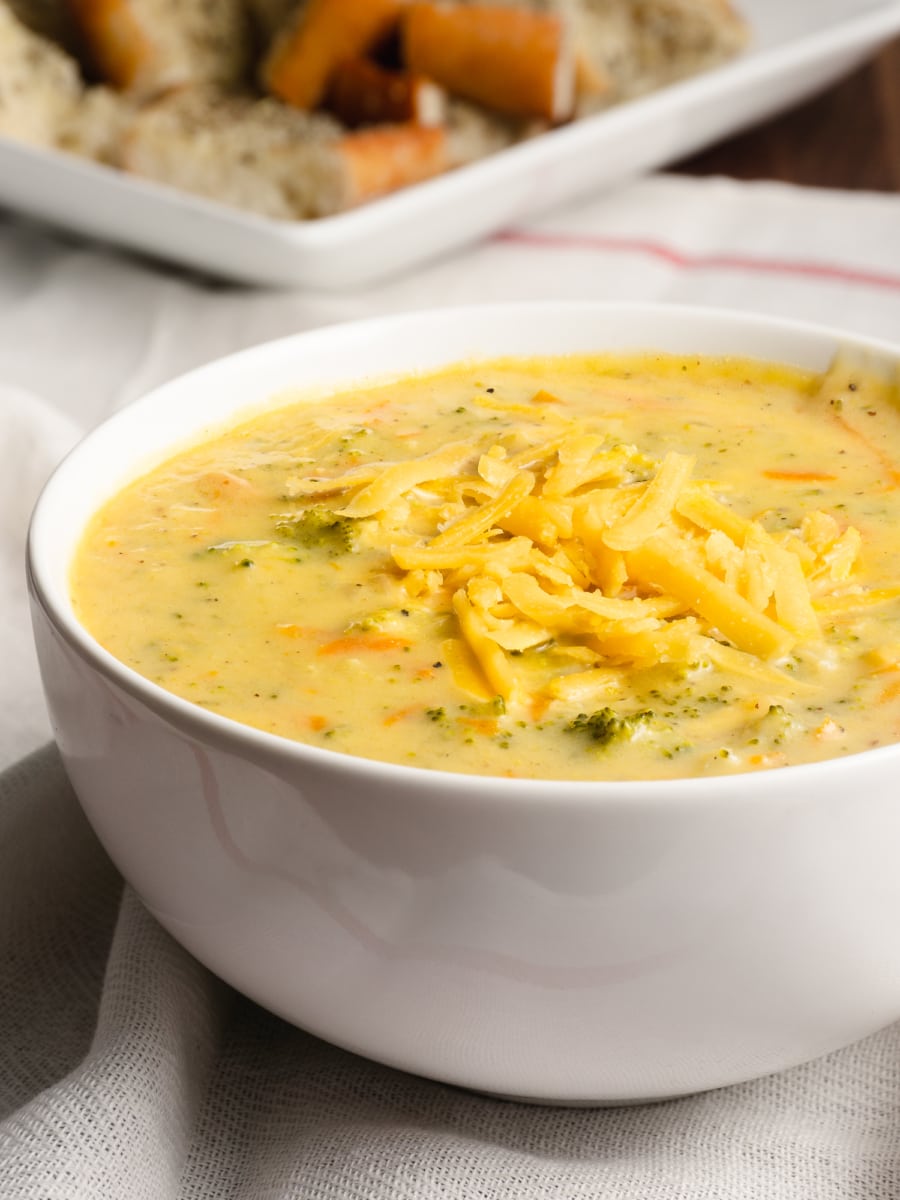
(30, 583, 900, 1103)
(27, 303, 900, 1102)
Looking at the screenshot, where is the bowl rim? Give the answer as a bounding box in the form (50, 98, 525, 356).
(27, 300, 900, 803)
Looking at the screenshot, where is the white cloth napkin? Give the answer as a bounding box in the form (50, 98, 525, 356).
(2, 174, 900, 1199)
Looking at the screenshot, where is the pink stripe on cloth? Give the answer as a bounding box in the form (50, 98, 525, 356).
(494, 229, 900, 294)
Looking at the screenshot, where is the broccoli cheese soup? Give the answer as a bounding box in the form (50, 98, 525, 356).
(71, 352, 900, 781)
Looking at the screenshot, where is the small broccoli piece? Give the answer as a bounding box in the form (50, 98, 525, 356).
(565, 707, 654, 748)
(458, 696, 507, 718)
(753, 702, 799, 746)
(349, 608, 414, 634)
(275, 506, 358, 555)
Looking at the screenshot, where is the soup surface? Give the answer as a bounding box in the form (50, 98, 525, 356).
(71, 352, 900, 780)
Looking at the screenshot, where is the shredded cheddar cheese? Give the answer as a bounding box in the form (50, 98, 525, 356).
(282, 429, 854, 706)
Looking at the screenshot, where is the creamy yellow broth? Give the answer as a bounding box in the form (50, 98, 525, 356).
(71, 353, 900, 781)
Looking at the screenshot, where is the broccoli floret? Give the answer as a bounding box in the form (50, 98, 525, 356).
(564, 707, 654, 747)
(458, 695, 507, 718)
(349, 608, 414, 634)
(753, 702, 799, 746)
(275, 506, 358, 555)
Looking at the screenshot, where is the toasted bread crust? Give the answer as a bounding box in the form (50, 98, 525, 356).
(338, 122, 447, 204)
(403, 2, 574, 122)
(262, 0, 409, 110)
(68, 0, 150, 89)
(325, 58, 446, 128)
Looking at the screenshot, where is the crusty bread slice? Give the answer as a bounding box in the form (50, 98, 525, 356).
(120, 87, 450, 219)
(262, 0, 409, 110)
(67, 0, 251, 97)
(0, 1, 82, 145)
(574, 0, 748, 113)
(403, 2, 575, 122)
(120, 88, 347, 218)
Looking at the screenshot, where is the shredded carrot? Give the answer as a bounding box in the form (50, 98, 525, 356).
(317, 634, 412, 656)
(363, 396, 399, 416)
(531, 389, 564, 405)
(829, 410, 900, 490)
(458, 716, 499, 736)
(306, 714, 329, 732)
(276, 623, 316, 638)
(747, 751, 788, 768)
(762, 469, 837, 482)
(383, 704, 420, 726)
(878, 677, 900, 704)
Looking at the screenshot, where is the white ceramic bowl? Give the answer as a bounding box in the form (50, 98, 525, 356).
(27, 304, 900, 1104)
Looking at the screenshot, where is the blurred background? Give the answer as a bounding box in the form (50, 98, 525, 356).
(679, 37, 899, 188)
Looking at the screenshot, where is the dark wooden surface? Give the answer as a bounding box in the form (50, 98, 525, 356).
(676, 37, 900, 192)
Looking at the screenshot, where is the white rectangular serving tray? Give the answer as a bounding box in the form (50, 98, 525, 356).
(2, 0, 899, 290)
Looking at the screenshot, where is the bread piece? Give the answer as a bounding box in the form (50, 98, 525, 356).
(403, 2, 575, 122)
(121, 89, 346, 218)
(0, 2, 82, 146)
(58, 83, 135, 162)
(120, 87, 450, 220)
(325, 58, 446, 128)
(568, 0, 634, 109)
(67, 0, 251, 97)
(630, 0, 748, 85)
(262, 0, 409, 110)
(0, 0, 132, 162)
(574, 0, 748, 113)
(444, 97, 522, 166)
